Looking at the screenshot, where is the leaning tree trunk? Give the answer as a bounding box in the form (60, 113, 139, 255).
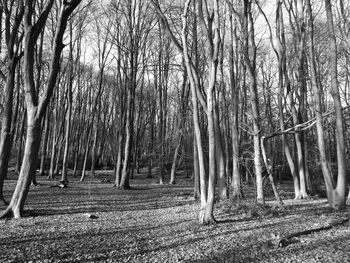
(169, 135, 181, 185)
(0, 0, 82, 219)
(1, 111, 41, 218)
(0, 1, 24, 206)
(39, 111, 50, 175)
(0, 58, 18, 206)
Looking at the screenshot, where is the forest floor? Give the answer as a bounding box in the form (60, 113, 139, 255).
(1, 168, 350, 263)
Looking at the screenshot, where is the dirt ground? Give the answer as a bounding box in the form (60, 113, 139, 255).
(1, 169, 350, 263)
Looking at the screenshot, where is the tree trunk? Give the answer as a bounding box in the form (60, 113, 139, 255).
(0, 57, 17, 205)
(119, 84, 133, 189)
(39, 111, 50, 175)
(114, 130, 124, 187)
(271, 0, 301, 199)
(169, 135, 181, 184)
(214, 107, 227, 200)
(261, 137, 283, 207)
(80, 126, 92, 181)
(324, 0, 347, 208)
(16, 112, 26, 174)
(61, 88, 72, 183)
(0, 0, 82, 218)
(243, 0, 264, 204)
(1, 111, 41, 218)
(48, 122, 58, 180)
(90, 122, 98, 178)
(0, 1, 24, 205)
(229, 13, 242, 199)
(193, 136, 200, 199)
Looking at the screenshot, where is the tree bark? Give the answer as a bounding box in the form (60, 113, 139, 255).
(0, 0, 24, 206)
(1, 112, 40, 218)
(242, 0, 264, 204)
(229, 12, 242, 198)
(324, 0, 347, 208)
(1, 0, 82, 219)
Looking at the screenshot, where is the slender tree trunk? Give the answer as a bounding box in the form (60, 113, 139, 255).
(242, 0, 264, 204)
(193, 136, 200, 199)
(90, 122, 98, 178)
(307, 0, 334, 206)
(170, 135, 181, 184)
(279, 24, 301, 198)
(61, 85, 72, 183)
(39, 111, 50, 175)
(61, 24, 74, 183)
(261, 137, 283, 207)
(16, 111, 26, 174)
(214, 107, 227, 200)
(0, 57, 18, 205)
(324, 0, 347, 208)
(119, 82, 133, 189)
(48, 122, 58, 180)
(0, 1, 24, 205)
(114, 130, 124, 187)
(80, 126, 92, 181)
(229, 13, 242, 198)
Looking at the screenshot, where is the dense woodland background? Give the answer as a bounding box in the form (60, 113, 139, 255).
(0, 0, 350, 223)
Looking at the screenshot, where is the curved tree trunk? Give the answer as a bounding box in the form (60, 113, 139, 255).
(1, 111, 41, 218)
(0, 1, 24, 206)
(324, 0, 347, 208)
(0, 57, 18, 206)
(0, 0, 82, 218)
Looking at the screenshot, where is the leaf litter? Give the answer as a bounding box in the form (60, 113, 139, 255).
(1, 171, 350, 262)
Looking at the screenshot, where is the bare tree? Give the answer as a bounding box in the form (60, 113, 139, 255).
(1, 0, 82, 219)
(322, 0, 347, 208)
(0, 0, 24, 206)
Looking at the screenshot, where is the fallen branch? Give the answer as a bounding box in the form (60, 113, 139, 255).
(275, 217, 350, 247)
